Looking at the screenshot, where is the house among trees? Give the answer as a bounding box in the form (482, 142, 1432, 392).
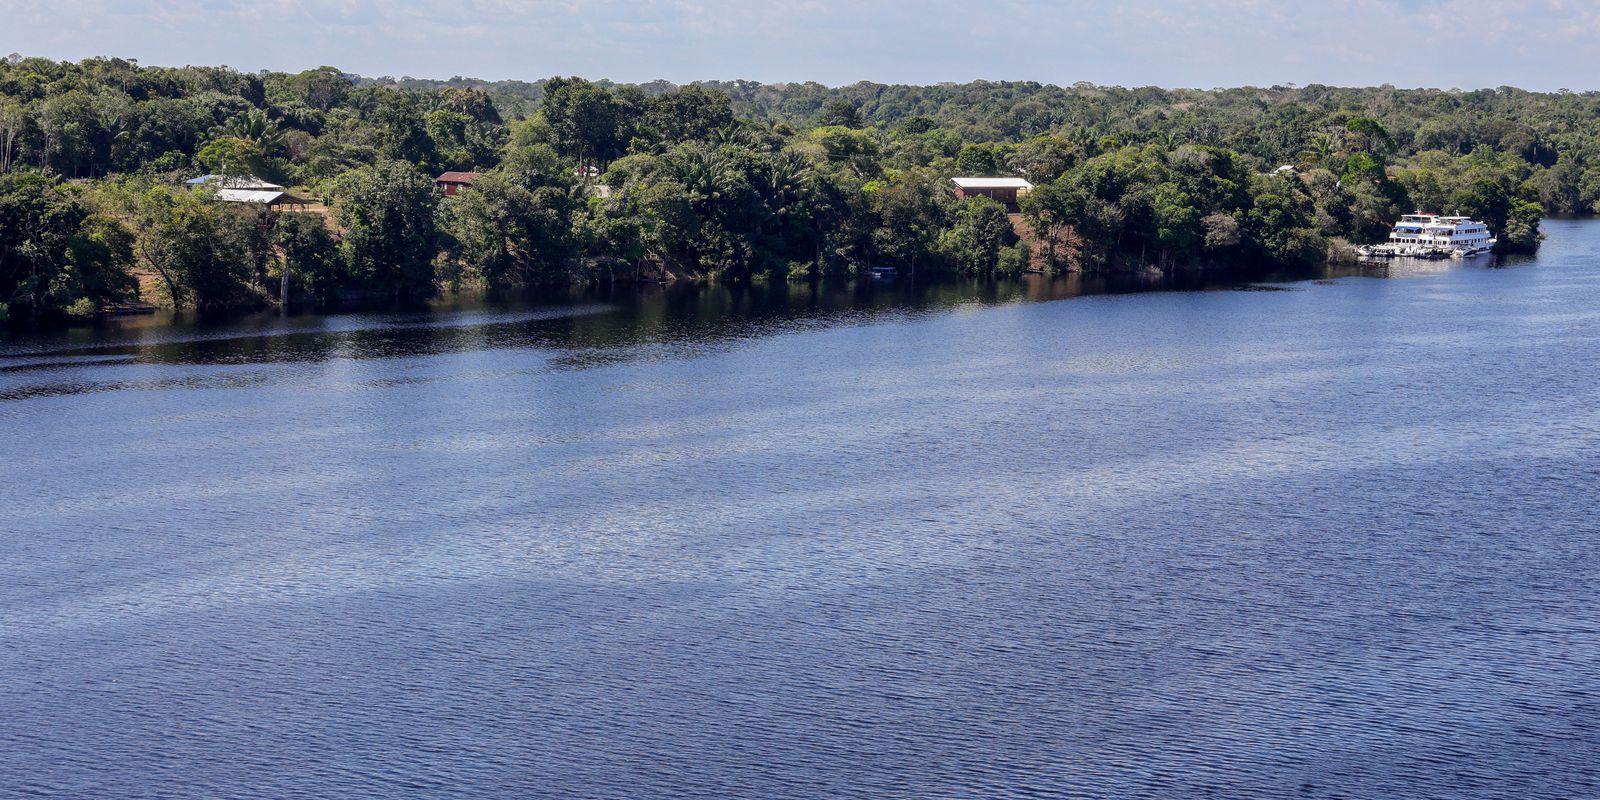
(436, 171, 481, 196)
(185, 174, 284, 191)
(951, 177, 1035, 209)
(213, 188, 313, 210)
(183, 174, 310, 209)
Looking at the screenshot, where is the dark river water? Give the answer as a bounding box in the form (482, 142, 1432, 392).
(4, 223, 1599, 799)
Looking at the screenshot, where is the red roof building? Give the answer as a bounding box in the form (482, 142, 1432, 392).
(436, 171, 482, 196)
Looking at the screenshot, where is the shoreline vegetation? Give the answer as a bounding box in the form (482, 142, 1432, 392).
(0, 56, 1569, 328)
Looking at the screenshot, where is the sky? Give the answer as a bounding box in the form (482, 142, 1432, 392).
(2, 0, 1597, 90)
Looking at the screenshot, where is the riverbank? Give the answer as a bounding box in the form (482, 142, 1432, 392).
(3, 58, 1557, 329)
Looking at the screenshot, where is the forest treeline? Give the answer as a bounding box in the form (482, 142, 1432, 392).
(0, 55, 1563, 325)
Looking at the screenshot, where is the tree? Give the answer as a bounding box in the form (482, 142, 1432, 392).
(1007, 135, 1079, 183)
(333, 159, 441, 298)
(368, 91, 436, 167)
(817, 98, 861, 128)
(1298, 132, 1337, 170)
(441, 87, 501, 123)
(1018, 181, 1077, 270)
(1150, 182, 1200, 265)
(955, 144, 1001, 175)
(0, 100, 24, 173)
(223, 108, 286, 170)
(1201, 211, 1242, 252)
(811, 126, 881, 176)
(1345, 117, 1397, 157)
(126, 185, 259, 309)
(438, 162, 580, 285)
(1342, 151, 1387, 186)
(225, 109, 281, 149)
(34, 90, 99, 176)
(1449, 176, 1513, 235)
(196, 136, 265, 176)
(1343, 179, 1402, 243)
(541, 77, 630, 171)
(612, 172, 698, 278)
(272, 213, 340, 302)
(1247, 180, 1326, 268)
(0, 172, 135, 325)
(1501, 199, 1544, 253)
(425, 109, 480, 170)
(938, 196, 1016, 275)
(646, 86, 735, 144)
(286, 66, 350, 112)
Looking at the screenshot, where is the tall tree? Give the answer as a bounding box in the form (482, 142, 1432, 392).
(0, 172, 135, 325)
(272, 212, 341, 302)
(646, 86, 736, 144)
(938, 196, 1017, 274)
(438, 155, 580, 285)
(817, 98, 862, 128)
(125, 185, 259, 309)
(333, 159, 441, 298)
(541, 77, 629, 171)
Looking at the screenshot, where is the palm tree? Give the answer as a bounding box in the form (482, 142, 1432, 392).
(759, 150, 811, 209)
(707, 123, 752, 148)
(674, 145, 731, 208)
(225, 109, 285, 159)
(753, 149, 819, 272)
(97, 116, 129, 177)
(1299, 133, 1336, 170)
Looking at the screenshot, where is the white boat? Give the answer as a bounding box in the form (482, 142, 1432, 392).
(1386, 213, 1497, 258)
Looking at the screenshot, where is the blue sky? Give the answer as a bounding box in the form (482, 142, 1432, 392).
(2, 0, 1595, 89)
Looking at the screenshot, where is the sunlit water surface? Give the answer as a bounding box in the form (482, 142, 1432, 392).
(3, 226, 1599, 799)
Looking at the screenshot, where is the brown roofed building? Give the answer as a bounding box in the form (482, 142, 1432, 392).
(951, 177, 1035, 206)
(436, 171, 482, 196)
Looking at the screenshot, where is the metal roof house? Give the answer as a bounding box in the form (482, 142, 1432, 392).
(185, 174, 309, 209)
(185, 174, 284, 191)
(436, 171, 482, 196)
(213, 188, 312, 210)
(951, 177, 1035, 206)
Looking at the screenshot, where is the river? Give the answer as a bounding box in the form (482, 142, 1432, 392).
(3, 222, 1598, 799)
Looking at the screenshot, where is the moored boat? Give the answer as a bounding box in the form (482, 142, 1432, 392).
(1386, 213, 1497, 257)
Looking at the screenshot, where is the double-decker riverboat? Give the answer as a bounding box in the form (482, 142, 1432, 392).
(1373, 214, 1497, 258)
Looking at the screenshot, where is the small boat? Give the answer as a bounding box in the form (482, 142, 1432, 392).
(866, 265, 898, 280)
(102, 303, 158, 316)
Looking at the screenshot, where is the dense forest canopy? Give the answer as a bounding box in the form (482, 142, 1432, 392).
(0, 55, 1570, 326)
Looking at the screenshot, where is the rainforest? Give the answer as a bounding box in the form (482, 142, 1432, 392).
(0, 56, 1568, 325)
